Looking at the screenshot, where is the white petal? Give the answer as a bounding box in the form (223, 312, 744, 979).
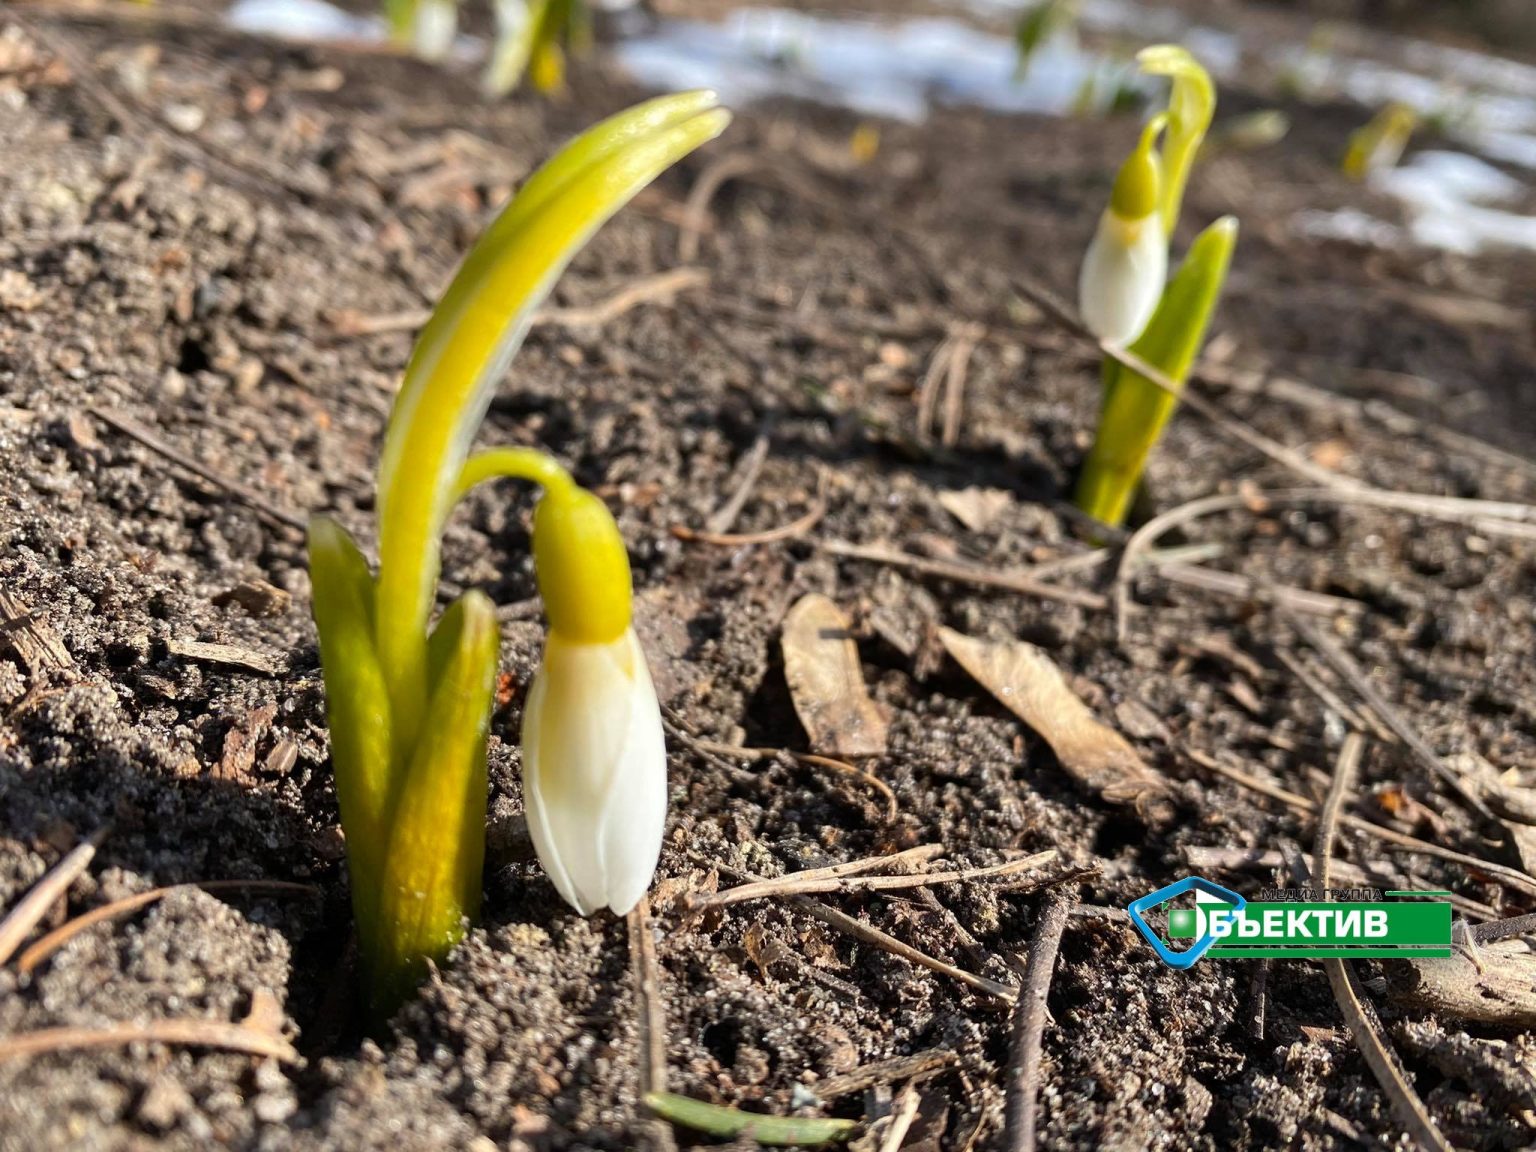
(1078, 212, 1168, 346)
(520, 628, 667, 915)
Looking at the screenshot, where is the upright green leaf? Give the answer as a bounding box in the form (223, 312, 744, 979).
(372, 592, 499, 1011)
(308, 516, 394, 953)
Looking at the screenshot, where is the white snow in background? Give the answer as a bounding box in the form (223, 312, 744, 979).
(1373, 150, 1536, 253)
(227, 0, 384, 43)
(227, 0, 1536, 254)
(616, 10, 1144, 124)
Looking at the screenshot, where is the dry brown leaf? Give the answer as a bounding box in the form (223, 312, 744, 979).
(781, 594, 888, 758)
(938, 627, 1173, 819)
(937, 486, 1011, 533)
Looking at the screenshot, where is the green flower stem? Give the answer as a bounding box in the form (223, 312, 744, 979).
(454, 446, 575, 501)
(384, 0, 419, 40)
(1075, 216, 1237, 529)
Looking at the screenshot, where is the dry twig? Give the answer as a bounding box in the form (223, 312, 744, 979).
(705, 427, 772, 535)
(540, 268, 708, 328)
(0, 990, 297, 1065)
(703, 856, 1024, 1004)
(627, 894, 677, 1152)
(90, 408, 307, 534)
(677, 152, 760, 263)
(0, 590, 75, 678)
(879, 1084, 923, 1152)
(1189, 750, 1536, 900)
(1002, 889, 1075, 1152)
(1114, 487, 1536, 650)
(790, 895, 1018, 1004)
(680, 846, 945, 916)
(166, 637, 286, 678)
(698, 850, 1058, 909)
(691, 738, 899, 822)
(1283, 608, 1493, 820)
(1155, 562, 1362, 617)
(917, 324, 983, 447)
(814, 1048, 959, 1101)
(1314, 735, 1454, 1152)
(0, 827, 110, 966)
(818, 540, 1107, 611)
(17, 880, 316, 975)
(672, 471, 828, 546)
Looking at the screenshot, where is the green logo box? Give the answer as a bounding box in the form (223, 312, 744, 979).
(1166, 901, 1451, 958)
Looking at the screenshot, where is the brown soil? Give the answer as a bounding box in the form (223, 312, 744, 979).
(2, 3, 1536, 1150)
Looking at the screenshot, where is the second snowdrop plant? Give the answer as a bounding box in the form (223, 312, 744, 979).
(1074, 45, 1236, 529)
(309, 92, 730, 1016)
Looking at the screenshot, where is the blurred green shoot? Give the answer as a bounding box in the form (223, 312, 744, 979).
(487, 0, 593, 96)
(1071, 44, 1225, 530)
(387, 0, 458, 61)
(1015, 0, 1078, 81)
(310, 92, 730, 1016)
(1074, 216, 1237, 528)
(1136, 45, 1214, 235)
(1211, 109, 1290, 154)
(1343, 102, 1417, 181)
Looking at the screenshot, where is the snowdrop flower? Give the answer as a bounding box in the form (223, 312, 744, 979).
(1079, 116, 1167, 346)
(521, 481, 667, 916)
(310, 93, 730, 1013)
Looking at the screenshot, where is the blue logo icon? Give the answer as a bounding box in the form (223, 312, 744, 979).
(1127, 877, 1246, 969)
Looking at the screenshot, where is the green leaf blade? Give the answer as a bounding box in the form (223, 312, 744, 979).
(1137, 45, 1215, 235)
(308, 516, 394, 949)
(644, 1091, 858, 1146)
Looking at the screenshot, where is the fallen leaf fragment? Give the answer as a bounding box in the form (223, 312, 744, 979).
(937, 486, 1011, 533)
(782, 594, 888, 758)
(938, 627, 1173, 818)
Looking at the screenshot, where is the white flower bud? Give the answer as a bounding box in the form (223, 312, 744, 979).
(1079, 115, 1169, 346)
(520, 626, 667, 916)
(1079, 209, 1168, 346)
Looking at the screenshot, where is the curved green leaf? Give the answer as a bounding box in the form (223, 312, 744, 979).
(1138, 45, 1215, 235)
(372, 90, 730, 757)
